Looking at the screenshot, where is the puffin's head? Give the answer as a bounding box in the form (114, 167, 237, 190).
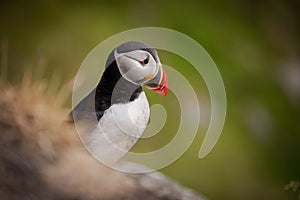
(108, 41, 168, 96)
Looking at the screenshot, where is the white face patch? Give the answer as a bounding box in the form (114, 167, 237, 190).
(114, 50, 158, 84)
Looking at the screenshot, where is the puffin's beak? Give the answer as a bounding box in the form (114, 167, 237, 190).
(144, 64, 168, 96)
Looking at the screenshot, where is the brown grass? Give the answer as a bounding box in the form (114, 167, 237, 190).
(0, 79, 204, 200)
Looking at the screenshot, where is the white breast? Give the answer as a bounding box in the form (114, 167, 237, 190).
(87, 92, 149, 165)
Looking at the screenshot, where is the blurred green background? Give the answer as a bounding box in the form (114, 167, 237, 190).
(1, 0, 300, 199)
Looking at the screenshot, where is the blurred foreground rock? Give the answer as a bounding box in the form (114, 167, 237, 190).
(0, 81, 205, 200)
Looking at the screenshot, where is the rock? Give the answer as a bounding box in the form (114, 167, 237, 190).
(0, 81, 205, 200)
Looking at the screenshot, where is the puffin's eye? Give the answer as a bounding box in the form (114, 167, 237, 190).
(140, 57, 149, 66)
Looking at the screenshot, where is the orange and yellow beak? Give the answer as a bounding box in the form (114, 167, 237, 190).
(144, 65, 168, 96)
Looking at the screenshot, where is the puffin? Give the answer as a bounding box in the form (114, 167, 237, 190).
(69, 41, 168, 165)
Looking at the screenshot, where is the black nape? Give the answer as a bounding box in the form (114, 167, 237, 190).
(95, 61, 143, 120)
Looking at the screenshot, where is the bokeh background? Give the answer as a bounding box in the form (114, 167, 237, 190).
(1, 0, 299, 199)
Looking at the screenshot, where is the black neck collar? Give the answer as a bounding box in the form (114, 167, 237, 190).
(95, 61, 143, 120)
